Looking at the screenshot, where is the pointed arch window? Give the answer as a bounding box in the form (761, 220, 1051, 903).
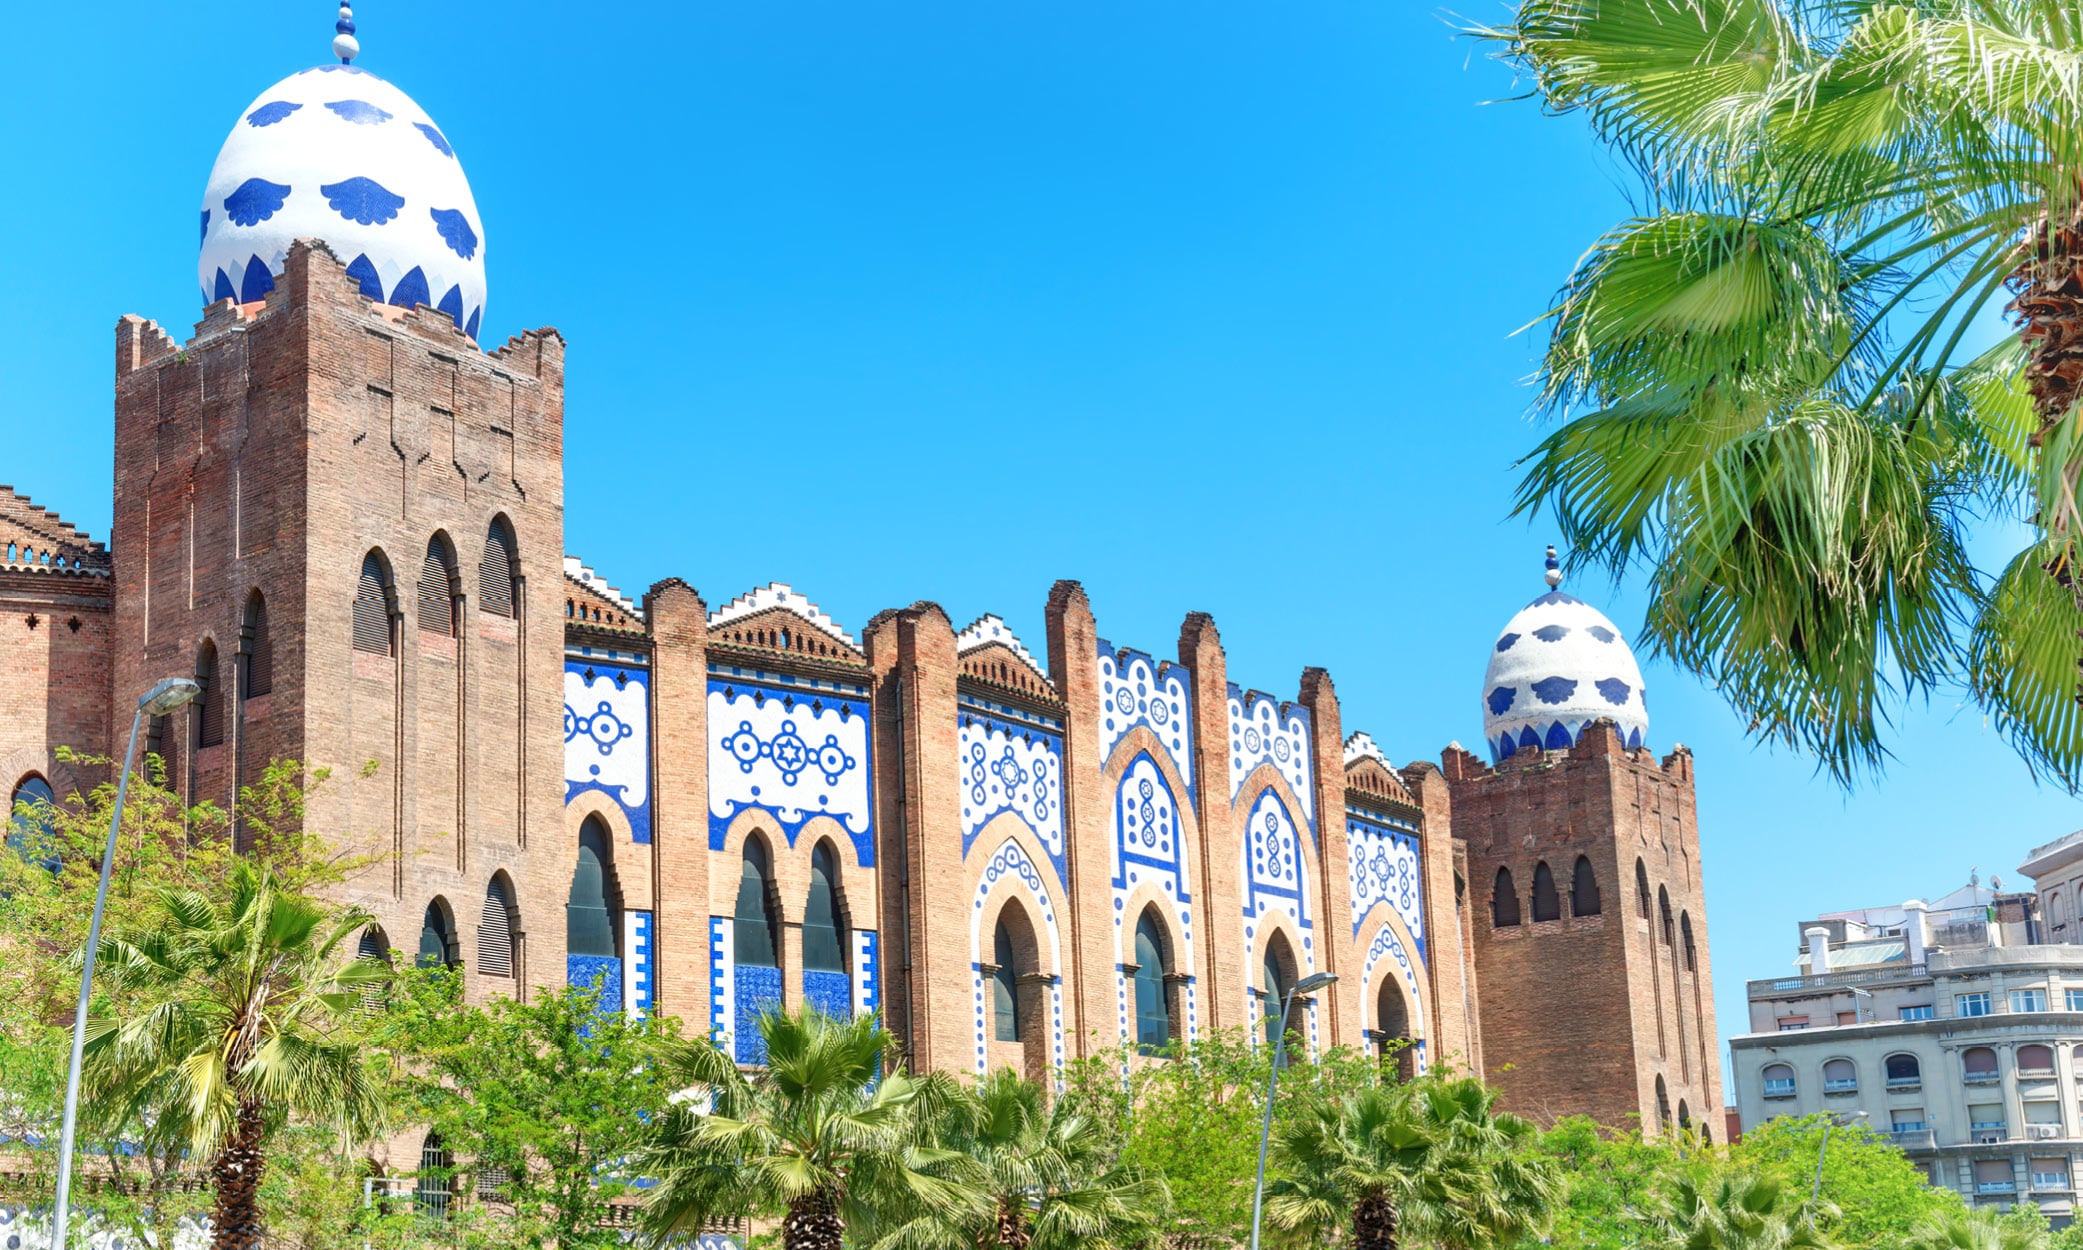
(478, 874, 518, 978)
(1492, 867, 1521, 928)
(734, 837, 779, 969)
(1659, 887, 1676, 945)
(1681, 913, 1698, 971)
(1262, 933, 1296, 1054)
(479, 518, 518, 619)
(568, 818, 620, 959)
(8, 774, 58, 869)
(242, 591, 272, 697)
(1635, 859, 1652, 919)
(1376, 978, 1414, 1081)
(419, 535, 459, 635)
(1571, 855, 1602, 916)
(417, 900, 458, 969)
(354, 552, 394, 655)
(992, 917, 1021, 1042)
(803, 842, 846, 973)
(355, 925, 392, 1014)
(1133, 910, 1172, 1054)
(1531, 861, 1561, 922)
(416, 1132, 452, 1219)
(194, 640, 225, 747)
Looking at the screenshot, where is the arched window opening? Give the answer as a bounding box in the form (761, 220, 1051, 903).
(1658, 887, 1675, 945)
(356, 925, 392, 1013)
(1133, 910, 1173, 1054)
(478, 873, 519, 978)
(1654, 1075, 1672, 1131)
(479, 518, 518, 619)
(1377, 979, 1415, 1082)
(1262, 932, 1298, 1055)
(1635, 860, 1652, 919)
(2020, 1044, 2056, 1075)
(1963, 1047, 2000, 1081)
(416, 1131, 452, 1219)
(1492, 867, 1521, 928)
(1531, 861, 1561, 923)
(353, 551, 394, 656)
(1823, 1057, 1857, 1092)
(9, 774, 59, 870)
(734, 836, 779, 969)
(417, 899, 458, 969)
(195, 640, 225, 747)
(1678, 1101, 1693, 1132)
(803, 842, 846, 974)
(1681, 913, 1698, 971)
(242, 591, 273, 698)
(568, 818, 620, 959)
(1571, 855, 1602, 917)
(1885, 1053, 1922, 1087)
(418, 535, 459, 636)
(1761, 1062, 1796, 1098)
(992, 917, 1021, 1042)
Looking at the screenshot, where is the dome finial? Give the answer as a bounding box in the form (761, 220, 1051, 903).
(1543, 544, 1563, 589)
(333, 3, 360, 64)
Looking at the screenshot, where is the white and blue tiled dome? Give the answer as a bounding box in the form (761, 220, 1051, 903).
(197, 8, 487, 340)
(1481, 548, 1649, 763)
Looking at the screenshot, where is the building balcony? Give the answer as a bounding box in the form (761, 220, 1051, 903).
(1891, 1129, 1936, 1149)
(1763, 1081, 1797, 1100)
(2034, 1175, 2074, 1192)
(1964, 1073, 2001, 1085)
(1824, 1079, 1859, 1093)
(1748, 963, 1930, 998)
(2021, 1068, 2058, 1079)
(1973, 1128, 2010, 1144)
(1979, 1181, 2019, 1195)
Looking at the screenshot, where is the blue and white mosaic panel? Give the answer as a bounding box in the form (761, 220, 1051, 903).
(1109, 755, 1197, 1047)
(200, 66, 487, 339)
(707, 677, 874, 867)
(564, 660, 651, 843)
(708, 916, 733, 1051)
(853, 930, 880, 1020)
(958, 711, 1064, 877)
(568, 952, 623, 1011)
(1096, 640, 1193, 792)
(969, 839, 1067, 1076)
(624, 909, 655, 1015)
(1241, 788, 1315, 1049)
(1362, 925, 1428, 1074)
(1227, 687, 1314, 834)
(1348, 812, 1425, 956)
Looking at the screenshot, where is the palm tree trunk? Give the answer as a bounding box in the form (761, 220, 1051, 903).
(996, 1197, 1031, 1250)
(208, 1097, 268, 1250)
(782, 1188, 845, 1250)
(1353, 1191, 1399, 1250)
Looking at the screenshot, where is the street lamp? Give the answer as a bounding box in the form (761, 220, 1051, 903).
(50, 676, 202, 1250)
(1812, 1110, 1870, 1201)
(1249, 970, 1338, 1250)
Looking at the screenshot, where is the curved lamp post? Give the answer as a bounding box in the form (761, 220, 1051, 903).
(50, 676, 202, 1250)
(1249, 970, 1337, 1250)
(1812, 1109, 1869, 1201)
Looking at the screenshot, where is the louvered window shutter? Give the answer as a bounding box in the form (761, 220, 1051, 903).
(419, 543, 455, 634)
(354, 555, 392, 655)
(245, 599, 273, 696)
(478, 880, 514, 977)
(479, 524, 515, 618)
(196, 646, 225, 746)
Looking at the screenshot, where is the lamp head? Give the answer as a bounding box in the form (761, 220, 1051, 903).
(138, 677, 203, 717)
(1292, 972, 1338, 996)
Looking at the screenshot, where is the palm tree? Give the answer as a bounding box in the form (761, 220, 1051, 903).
(1265, 1075, 1559, 1250)
(1903, 1206, 2047, 1250)
(1642, 1171, 1834, 1250)
(1478, 0, 2083, 785)
(862, 1066, 1169, 1250)
(637, 1007, 985, 1250)
(80, 862, 390, 1250)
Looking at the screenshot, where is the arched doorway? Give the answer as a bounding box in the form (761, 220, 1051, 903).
(1376, 977, 1416, 1082)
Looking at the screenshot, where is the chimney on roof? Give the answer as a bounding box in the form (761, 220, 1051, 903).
(1806, 926, 1832, 977)
(1903, 899, 1928, 967)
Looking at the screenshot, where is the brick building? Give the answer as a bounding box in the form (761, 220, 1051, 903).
(1, 16, 1720, 1138)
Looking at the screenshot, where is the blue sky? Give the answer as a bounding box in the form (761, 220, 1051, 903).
(6, 2, 2079, 1096)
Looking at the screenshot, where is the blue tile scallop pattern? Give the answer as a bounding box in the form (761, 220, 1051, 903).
(199, 65, 487, 340)
(627, 910, 654, 1014)
(564, 660, 652, 843)
(1242, 788, 1316, 1050)
(1108, 752, 1197, 1049)
(708, 916, 732, 1048)
(957, 710, 1064, 879)
(1227, 686, 1314, 835)
(853, 930, 880, 1019)
(1480, 588, 1649, 763)
(1348, 810, 1425, 956)
(1096, 640, 1192, 795)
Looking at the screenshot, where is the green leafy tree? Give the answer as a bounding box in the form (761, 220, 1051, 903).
(1477, 0, 2083, 784)
(861, 1066, 1169, 1250)
(637, 1007, 983, 1250)
(1728, 1115, 1963, 1247)
(81, 860, 391, 1250)
(1265, 1075, 1560, 1250)
(1643, 1171, 1834, 1250)
(378, 964, 679, 1249)
(1528, 1116, 1710, 1250)
(1905, 1205, 2053, 1250)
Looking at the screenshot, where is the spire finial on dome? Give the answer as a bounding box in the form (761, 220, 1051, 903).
(1543, 544, 1563, 589)
(333, 3, 360, 64)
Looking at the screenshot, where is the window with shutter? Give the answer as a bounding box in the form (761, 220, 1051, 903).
(479, 520, 516, 618)
(419, 538, 457, 634)
(478, 875, 515, 977)
(354, 554, 393, 655)
(196, 642, 224, 746)
(244, 593, 272, 697)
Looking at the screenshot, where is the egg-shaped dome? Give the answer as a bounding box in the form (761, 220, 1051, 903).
(198, 64, 486, 341)
(1481, 549, 1649, 763)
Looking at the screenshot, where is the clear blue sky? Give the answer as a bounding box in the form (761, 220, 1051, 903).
(6, 3, 2079, 1097)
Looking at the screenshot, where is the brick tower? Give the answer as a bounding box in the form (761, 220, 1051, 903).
(1444, 552, 1722, 1136)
